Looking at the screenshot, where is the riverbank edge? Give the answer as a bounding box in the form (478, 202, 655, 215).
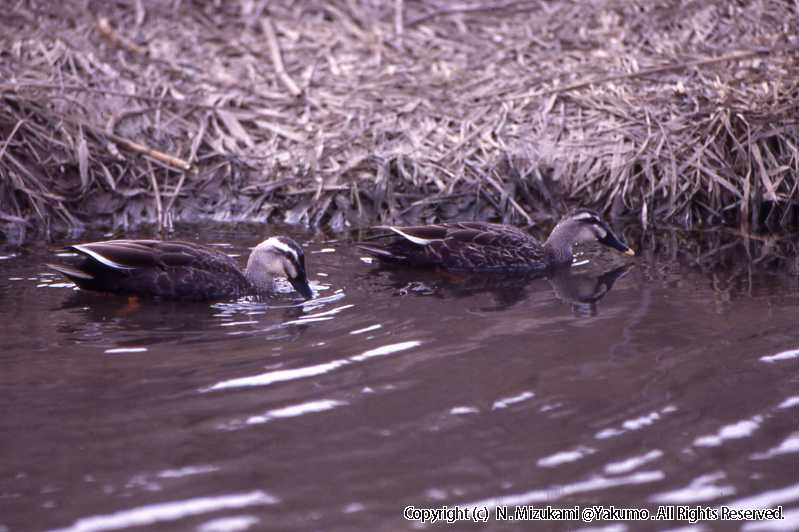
(2, 1, 798, 244)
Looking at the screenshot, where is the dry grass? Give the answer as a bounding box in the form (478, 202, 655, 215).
(1, 0, 798, 242)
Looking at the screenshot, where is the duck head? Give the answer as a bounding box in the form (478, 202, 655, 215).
(246, 236, 313, 299)
(544, 209, 635, 265)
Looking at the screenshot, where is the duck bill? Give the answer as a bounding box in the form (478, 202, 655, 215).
(289, 272, 314, 300)
(600, 230, 635, 257)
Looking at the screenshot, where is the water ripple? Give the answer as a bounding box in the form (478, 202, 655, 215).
(50, 490, 277, 532)
(197, 516, 260, 532)
(595, 405, 677, 440)
(693, 416, 763, 448)
(726, 481, 799, 510)
(206, 360, 347, 391)
(462, 470, 664, 509)
(157, 465, 219, 479)
(204, 340, 421, 392)
(246, 399, 345, 425)
(492, 391, 535, 410)
(760, 349, 799, 363)
(778, 396, 799, 409)
(604, 450, 663, 475)
(751, 432, 799, 460)
(650, 472, 734, 503)
(537, 446, 596, 468)
(104, 347, 148, 355)
(449, 406, 479, 415)
(349, 324, 382, 335)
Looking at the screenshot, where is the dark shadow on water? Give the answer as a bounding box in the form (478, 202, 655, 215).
(626, 225, 799, 275)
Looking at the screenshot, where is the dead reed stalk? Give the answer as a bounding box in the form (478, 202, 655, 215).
(1, 0, 797, 242)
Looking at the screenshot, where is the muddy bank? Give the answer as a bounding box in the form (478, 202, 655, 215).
(1, 1, 798, 243)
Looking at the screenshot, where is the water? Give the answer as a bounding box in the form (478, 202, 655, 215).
(2, 224, 799, 531)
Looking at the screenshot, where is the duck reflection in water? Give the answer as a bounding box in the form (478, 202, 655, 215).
(52, 291, 311, 348)
(361, 262, 632, 315)
(547, 263, 631, 317)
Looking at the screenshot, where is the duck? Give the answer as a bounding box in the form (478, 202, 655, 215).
(357, 209, 634, 272)
(47, 236, 313, 301)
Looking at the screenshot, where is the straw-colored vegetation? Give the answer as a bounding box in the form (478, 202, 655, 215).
(1, 1, 798, 241)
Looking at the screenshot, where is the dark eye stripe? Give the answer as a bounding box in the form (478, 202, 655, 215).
(277, 237, 305, 260)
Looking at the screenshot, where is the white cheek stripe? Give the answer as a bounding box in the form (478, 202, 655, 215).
(572, 212, 596, 221)
(389, 227, 433, 246)
(73, 244, 137, 270)
(263, 237, 299, 262)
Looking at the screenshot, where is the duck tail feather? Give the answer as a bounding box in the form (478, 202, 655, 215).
(46, 263, 94, 281)
(72, 244, 137, 270)
(355, 244, 406, 261)
(386, 226, 433, 245)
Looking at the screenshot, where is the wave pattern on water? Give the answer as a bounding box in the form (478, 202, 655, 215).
(4, 225, 799, 531)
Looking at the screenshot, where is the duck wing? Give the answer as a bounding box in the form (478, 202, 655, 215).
(49, 239, 249, 300)
(71, 240, 238, 269)
(359, 222, 546, 272)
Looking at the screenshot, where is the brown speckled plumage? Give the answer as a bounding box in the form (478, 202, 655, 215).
(358, 210, 634, 273)
(48, 237, 313, 301)
(360, 222, 547, 272)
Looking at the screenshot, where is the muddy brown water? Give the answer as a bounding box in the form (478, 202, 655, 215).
(1, 224, 798, 532)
